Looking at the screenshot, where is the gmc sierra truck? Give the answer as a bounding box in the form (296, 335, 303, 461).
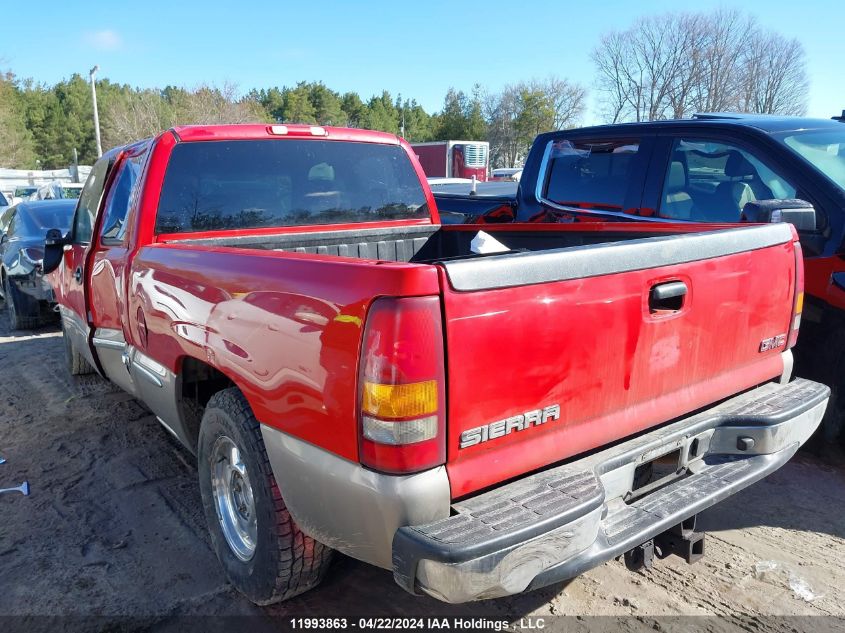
(435, 114, 845, 447)
(42, 123, 827, 605)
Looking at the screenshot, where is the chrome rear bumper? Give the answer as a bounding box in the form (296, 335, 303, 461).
(392, 378, 829, 603)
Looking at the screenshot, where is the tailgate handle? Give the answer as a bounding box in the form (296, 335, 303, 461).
(649, 281, 687, 312)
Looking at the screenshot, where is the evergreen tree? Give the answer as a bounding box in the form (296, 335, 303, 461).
(364, 91, 399, 134)
(0, 75, 36, 168)
(340, 92, 367, 128)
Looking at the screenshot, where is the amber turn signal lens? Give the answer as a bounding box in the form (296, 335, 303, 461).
(361, 380, 438, 419)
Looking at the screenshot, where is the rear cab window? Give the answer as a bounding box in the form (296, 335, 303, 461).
(541, 138, 645, 214)
(155, 139, 429, 234)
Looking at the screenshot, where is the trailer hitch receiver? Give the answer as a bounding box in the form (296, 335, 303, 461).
(655, 515, 705, 564)
(623, 516, 705, 572)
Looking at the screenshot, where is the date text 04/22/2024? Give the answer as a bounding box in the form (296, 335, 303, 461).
(288, 617, 547, 630)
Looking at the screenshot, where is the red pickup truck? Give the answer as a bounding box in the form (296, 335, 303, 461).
(42, 124, 827, 605)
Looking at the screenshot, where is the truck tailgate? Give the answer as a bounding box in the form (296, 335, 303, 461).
(439, 224, 797, 497)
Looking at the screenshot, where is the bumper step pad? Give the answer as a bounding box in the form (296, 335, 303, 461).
(414, 470, 602, 547)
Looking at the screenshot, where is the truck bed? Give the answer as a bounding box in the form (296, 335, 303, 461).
(146, 221, 799, 496)
(164, 223, 693, 264)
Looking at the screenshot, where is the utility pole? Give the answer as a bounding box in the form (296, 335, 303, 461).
(89, 65, 102, 158)
(398, 93, 405, 139)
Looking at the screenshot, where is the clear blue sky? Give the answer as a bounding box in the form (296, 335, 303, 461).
(2, 0, 842, 123)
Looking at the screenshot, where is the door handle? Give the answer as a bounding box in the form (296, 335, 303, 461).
(649, 280, 687, 312)
(74, 266, 83, 283)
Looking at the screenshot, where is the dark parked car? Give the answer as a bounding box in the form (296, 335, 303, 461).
(435, 113, 845, 446)
(0, 199, 76, 329)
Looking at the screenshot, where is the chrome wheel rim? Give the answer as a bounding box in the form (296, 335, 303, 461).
(210, 436, 258, 561)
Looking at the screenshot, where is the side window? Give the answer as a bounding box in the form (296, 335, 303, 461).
(0, 207, 15, 235)
(100, 155, 143, 244)
(659, 139, 798, 223)
(73, 157, 111, 244)
(5, 211, 17, 238)
(543, 138, 642, 213)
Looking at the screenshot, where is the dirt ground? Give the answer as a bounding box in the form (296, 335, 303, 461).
(1, 314, 844, 632)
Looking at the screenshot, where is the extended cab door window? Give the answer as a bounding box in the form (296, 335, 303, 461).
(73, 157, 111, 244)
(100, 156, 143, 245)
(658, 138, 798, 223)
(541, 138, 648, 216)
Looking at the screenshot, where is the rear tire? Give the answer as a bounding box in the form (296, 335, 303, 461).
(4, 276, 40, 331)
(62, 321, 95, 375)
(197, 387, 333, 604)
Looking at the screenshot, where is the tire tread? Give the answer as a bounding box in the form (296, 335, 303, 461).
(204, 388, 333, 604)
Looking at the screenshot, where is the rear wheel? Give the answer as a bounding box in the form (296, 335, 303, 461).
(3, 276, 40, 330)
(198, 387, 333, 604)
(62, 321, 95, 375)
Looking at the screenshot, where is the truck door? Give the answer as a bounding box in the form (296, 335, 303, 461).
(88, 149, 147, 395)
(59, 155, 114, 371)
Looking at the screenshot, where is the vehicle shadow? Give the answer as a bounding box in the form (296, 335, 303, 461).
(0, 312, 61, 342)
(695, 451, 845, 540)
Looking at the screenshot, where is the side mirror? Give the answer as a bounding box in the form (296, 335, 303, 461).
(741, 199, 816, 232)
(42, 228, 68, 275)
(0, 233, 7, 245)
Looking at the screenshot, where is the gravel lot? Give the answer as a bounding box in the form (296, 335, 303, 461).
(0, 314, 843, 631)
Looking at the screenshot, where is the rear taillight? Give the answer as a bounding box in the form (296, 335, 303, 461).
(788, 242, 804, 348)
(22, 247, 44, 265)
(358, 296, 446, 474)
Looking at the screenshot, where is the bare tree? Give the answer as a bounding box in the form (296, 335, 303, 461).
(593, 30, 631, 124)
(485, 77, 586, 168)
(533, 77, 587, 130)
(593, 15, 682, 122)
(739, 32, 808, 115)
(102, 82, 270, 149)
(665, 12, 710, 118)
(485, 86, 522, 168)
(173, 82, 268, 125)
(103, 89, 176, 148)
(690, 10, 755, 113)
(592, 10, 809, 123)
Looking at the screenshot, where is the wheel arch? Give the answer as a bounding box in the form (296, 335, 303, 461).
(175, 354, 242, 452)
